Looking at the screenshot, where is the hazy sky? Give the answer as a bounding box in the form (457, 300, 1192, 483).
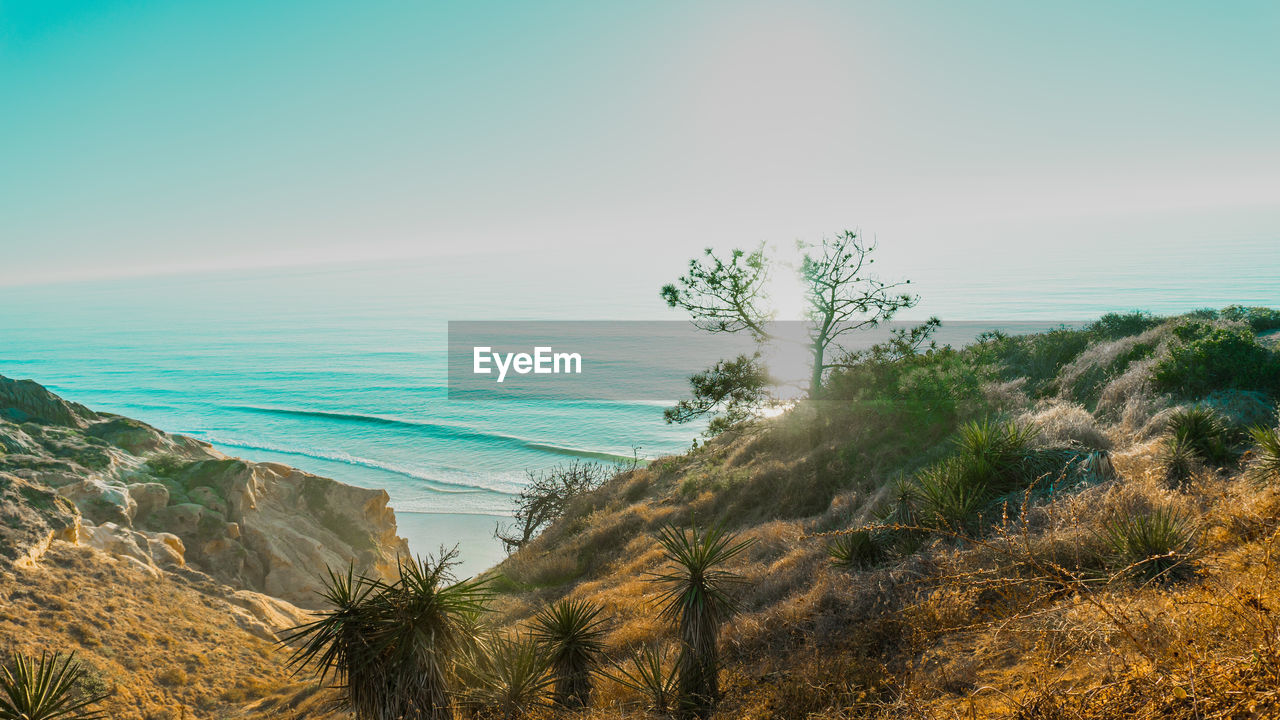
(2, 0, 1278, 293)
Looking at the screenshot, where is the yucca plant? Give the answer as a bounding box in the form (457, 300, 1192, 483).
(462, 633, 553, 719)
(0, 652, 109, 720)
(1161, 433, 1200, 486)
(912, 461, 988, 531)
(1248, 425, 1280, 484)
(608, 643, 678, 716)
(1102, 507, 1198, 584)
(826, 529, 882, 569)
(530, 598, 607, 709)
(285, 550, 491, 720)
(1167, 406, 1232, 465)
(651, 521, 752, 720)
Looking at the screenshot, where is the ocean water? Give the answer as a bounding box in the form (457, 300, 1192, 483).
(1, 237, 1276, 576)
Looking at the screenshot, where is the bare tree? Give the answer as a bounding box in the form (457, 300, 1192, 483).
(799, 230, 917, 396)
(495, 462, 613, 552)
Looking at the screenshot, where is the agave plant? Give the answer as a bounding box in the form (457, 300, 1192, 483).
(608, 643, 678, 716)
(1248, 425, 1280, 484)
(0, 652, 109, 720)
(462, 633, 553, 719)
(285, 550, 491, 720)
(530, 598, 607, 708)
(651, 521, 752, 720)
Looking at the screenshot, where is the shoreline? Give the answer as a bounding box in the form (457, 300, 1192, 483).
(393, 510, 508, 579)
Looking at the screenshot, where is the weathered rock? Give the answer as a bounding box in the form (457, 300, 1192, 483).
(0, 471, 81, 568)
(0, 376, 97, 427)
(127, 482, 169, 523)
(58, 478, 135, 525)
(86, 416, 165, 454)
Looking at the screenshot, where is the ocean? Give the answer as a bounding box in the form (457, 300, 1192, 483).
(1, 237, 1277, 576)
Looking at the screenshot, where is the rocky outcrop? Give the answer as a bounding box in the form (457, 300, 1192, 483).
(0, 374, 409, 607)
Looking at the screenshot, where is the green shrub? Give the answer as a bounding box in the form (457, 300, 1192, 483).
(1085, 311, 1161, 341)
(1153, 322, 1280, 398)
(826, 529, 883, 569)
(144, 453, 189, 478)
(1220, 305, 1280, 333)
(1248, 425, 1280, 484)
(1102, 507, 1197, 584)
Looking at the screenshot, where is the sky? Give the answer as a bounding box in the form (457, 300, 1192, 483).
(2, 1, 1278, 307)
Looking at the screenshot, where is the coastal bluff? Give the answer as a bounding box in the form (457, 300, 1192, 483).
(0, 374, 409, 607)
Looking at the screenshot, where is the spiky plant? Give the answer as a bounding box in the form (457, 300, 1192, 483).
(651, 521, 752, 719)
(285, 551, 491, 720)
(0, 652, 109, 720)
(1248, 425, 1280, 484)
(283, 566, 380, 716)
(826, 529, 882, 569)
(1102, 507, 1198, 584)
(912, 460, 988, 531)
(608, 644, 678, 716)
(530, 598, 607, 709)
(462, 633, 552, 719)
(1167, 406, 1232, 465)
(1161, 433, 1200, 486)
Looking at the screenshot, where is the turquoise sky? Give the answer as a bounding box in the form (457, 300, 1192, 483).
(2, 1, 1278, 293)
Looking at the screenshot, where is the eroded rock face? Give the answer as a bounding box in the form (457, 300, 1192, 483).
(0, 374, 409, 607)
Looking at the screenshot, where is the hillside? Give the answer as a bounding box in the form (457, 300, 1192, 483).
(0, 375, 409, 719)
(475, 308, 1280, 718)
(5, 307, 1280, 719)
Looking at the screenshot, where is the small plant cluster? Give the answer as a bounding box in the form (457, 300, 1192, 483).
(1101, 507, 1199, 584)
(288, 522, 750, 720)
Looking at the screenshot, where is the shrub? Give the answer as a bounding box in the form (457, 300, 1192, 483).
(1085, 311, 1161, 340)
(826, 529, 884, 569)
(1166, 406, 1234, 466)
(1220, 305, 1280, 333)
(0, 652, 110, 720)
(1248, 425, 1280, 484)
(1153, 322, 1280, 398)
(1102, 507, 1197, 584)
(496, 461, 613, 552)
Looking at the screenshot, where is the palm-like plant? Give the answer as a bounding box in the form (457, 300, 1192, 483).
(530, 598, 607, 708)
(651, 521, 752, 719)
(0, 652, 109, 720)
(285, 550, 491, 720)
(462, 633, 553, 719)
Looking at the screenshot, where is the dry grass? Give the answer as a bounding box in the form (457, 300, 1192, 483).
(0, 543, 305, 720)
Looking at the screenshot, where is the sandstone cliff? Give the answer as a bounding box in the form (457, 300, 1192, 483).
(0, 374, 409, 607)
